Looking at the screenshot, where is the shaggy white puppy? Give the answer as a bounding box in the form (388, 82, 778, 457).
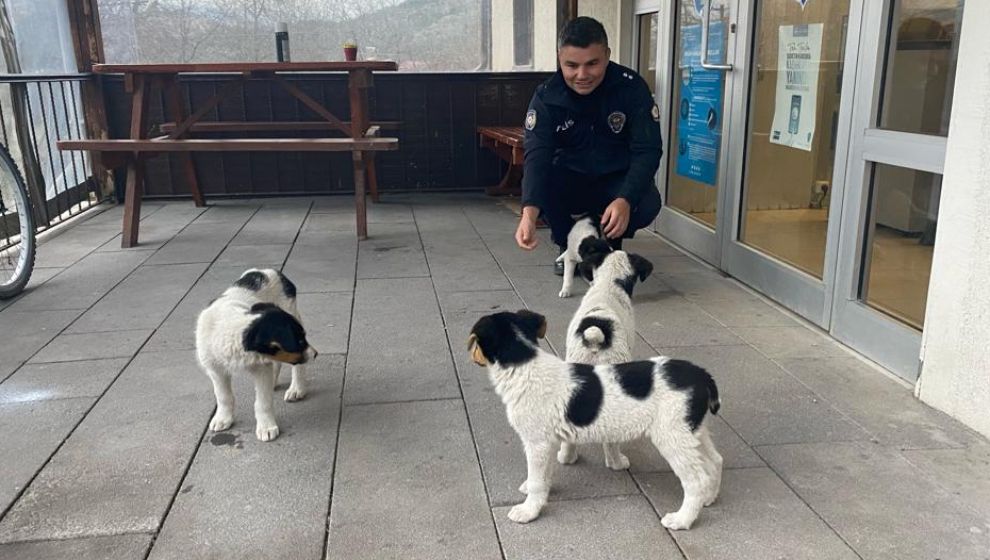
(559, 238, 653, 470)
(468, 310, 722, 530)
(555, 215, 600, 298)
(195, 268, 317, 442)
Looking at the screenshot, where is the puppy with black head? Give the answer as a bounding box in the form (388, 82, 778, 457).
(195, 268, 318, 442)
(557, 238, 653, 470)
(555, 215, 602, 298)
(468, 310, 722, 529)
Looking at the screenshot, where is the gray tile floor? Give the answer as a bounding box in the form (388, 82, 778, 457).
(0, 194, 988, 560)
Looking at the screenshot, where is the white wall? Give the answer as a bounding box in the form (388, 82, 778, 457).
(916, 1, 990, 439)
(578, 0, 628, 63)
(492, 0, 515, 71)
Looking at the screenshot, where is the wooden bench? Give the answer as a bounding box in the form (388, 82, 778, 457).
(478, 126, 524, 196)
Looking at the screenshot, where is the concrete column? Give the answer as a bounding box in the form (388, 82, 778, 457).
(916, 1, 990, 439)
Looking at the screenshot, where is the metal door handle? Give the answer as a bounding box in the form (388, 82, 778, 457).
(701, 0, 733, 71)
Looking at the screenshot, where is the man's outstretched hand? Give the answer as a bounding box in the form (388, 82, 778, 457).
(601, 198, 631, 239)
(515, 206, 540, 250)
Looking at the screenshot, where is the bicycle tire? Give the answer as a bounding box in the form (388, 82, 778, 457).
(0, 143, 35, 299)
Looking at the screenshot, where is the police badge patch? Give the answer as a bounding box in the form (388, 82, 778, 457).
(608, 111, 626, 133)
(525, 110, 537, 130)
(651, 104, 660, 122)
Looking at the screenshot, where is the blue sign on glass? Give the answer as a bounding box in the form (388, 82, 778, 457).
(675, 23, 725, 187)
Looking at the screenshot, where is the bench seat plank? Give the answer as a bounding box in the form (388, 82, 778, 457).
(58, 138, 399, 153)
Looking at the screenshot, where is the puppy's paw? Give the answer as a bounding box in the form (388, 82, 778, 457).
(518, 480, 529, 494)
(661, 511, 695, 531)
(284, 386, 306, 402)
(606, 453, 630, 471)
(508, 503, 541, 524)
(557, 446, 578, 465)
(558, 288, 571, 298)
(255, 423, 280, 442)
(209, 413, 233, 432)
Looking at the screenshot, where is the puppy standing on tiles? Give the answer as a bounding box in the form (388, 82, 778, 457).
(558, 237, 654, 471)
(469, 310, 722, 529)
(195, 268, 318, 442)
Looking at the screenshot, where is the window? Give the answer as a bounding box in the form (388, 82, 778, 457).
(97, 0, 484, 71)
(879, 0, 965, 136)
(513, 0, 534, 68)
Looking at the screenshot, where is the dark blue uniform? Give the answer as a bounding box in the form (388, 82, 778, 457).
(522, 62, 663, 247)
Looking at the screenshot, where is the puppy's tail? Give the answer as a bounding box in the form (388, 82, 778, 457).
(706, 375, 721, 415)
(581, 326, 606, 353)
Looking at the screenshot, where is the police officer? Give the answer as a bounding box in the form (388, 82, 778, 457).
(514, 16, 663, 275)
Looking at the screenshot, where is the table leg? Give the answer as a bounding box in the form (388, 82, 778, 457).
(121, 74, 149, 248)
(349, 69, 375, 232)
(165, 77, 206, 207)
(353, 151, 368, 240)
(122, 156, 145, 248)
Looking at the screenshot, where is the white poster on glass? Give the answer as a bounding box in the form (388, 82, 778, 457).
(770, 23, 822, 152)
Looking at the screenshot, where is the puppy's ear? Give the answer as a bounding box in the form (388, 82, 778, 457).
(578, 237, 611, 264)
(467, 334, 488, 366)
(468, 316, 499, 367)
(578, 260, 596, 282)
(515, 309, 547, 340)
(629, 253, 654, 282)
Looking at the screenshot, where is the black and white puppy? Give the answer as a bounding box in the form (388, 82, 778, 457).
(558, 238, 654, 470)
(195, 268, 318, 442)
(468, 310, 722, 529)
(555, 215, 601, 298)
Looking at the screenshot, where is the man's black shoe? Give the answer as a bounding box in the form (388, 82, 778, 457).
(554, 247, 565, 276)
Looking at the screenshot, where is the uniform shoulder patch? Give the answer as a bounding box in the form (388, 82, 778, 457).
(525, 110, 537, 130)
(651, 104, 660, 122)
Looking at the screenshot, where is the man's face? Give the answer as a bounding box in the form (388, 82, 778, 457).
(558, 43, 610, 95)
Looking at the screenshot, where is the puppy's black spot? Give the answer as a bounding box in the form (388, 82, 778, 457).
(614, 275, 637, 297)
(577, 316, 614, 350)
(250, 302, 279, 314)
(613, 361, 655, 400)
(210, 433, 238, 446)
(277, 271, 297, 298)
(567, 363, 603, 427)
(469, 312, 537, 366)
(234, 270, 266, 291)
(661, 359, 720, 431)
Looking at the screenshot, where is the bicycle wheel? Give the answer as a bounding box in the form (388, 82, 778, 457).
(0, 143, 35, 299)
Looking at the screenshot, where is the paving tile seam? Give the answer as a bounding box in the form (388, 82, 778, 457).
(129, 205, 264, 338)
(745, 443, 870, 560)
(322, 211, 361, 560)
(144, 399, 217, 559)
(627, 474, 689, 560)
(0, 326, 156, 523)
(490, 488, 645, 509)
(0, 530, 155, 547)
(0, 395, 96, 406)
(278, 201, 315, 272)
(343, 396, 465, 408)
(413, 203, 508, 560)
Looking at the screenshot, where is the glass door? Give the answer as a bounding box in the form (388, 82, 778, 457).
(657, 0, 738, 263)
(831, 0, 965, 380)
(719, 0, 861, 326)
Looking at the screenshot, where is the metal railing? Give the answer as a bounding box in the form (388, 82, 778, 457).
(0, 73, 101, 233)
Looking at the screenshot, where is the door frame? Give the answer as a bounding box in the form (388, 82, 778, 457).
(655, 0, 741, 266)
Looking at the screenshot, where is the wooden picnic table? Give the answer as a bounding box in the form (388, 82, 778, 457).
(58, 61, 400, 247)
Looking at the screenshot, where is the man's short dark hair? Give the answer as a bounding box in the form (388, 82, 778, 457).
(558, 17, 609, 49)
